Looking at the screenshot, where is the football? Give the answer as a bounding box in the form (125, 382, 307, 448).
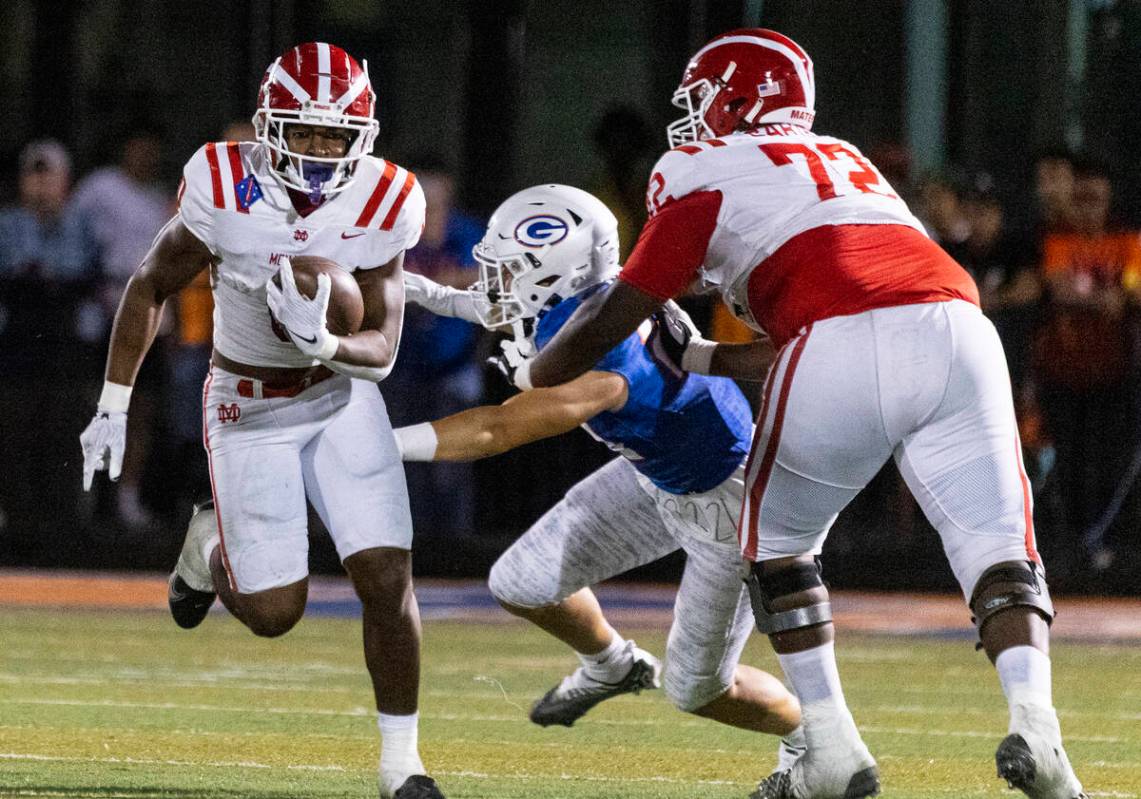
(271, 255, 365, 338)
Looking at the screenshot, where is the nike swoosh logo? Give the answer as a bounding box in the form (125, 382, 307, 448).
(341, 231, 367, 239)
(293, 332, 318, 344)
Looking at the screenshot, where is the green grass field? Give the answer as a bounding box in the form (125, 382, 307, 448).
(0, 607, 1137, 799)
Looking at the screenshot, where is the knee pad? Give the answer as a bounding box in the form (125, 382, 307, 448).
(969, 560, 1054, 643)
(744, 558, 832, 635)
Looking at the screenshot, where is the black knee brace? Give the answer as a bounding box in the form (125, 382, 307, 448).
(969, 560, 1055, 646)
(744, 558, 832, 634)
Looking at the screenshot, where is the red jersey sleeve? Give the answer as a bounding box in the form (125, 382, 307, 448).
(618, 190, 723, 301)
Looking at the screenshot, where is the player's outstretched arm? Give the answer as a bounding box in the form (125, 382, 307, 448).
(527, 190, 720, 388)
(527, 280, 663, 388)
(396, 371, 628, 462)
(403, 271, 486, 324)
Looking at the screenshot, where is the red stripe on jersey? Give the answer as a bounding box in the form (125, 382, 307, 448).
(204, 143, 224, 209)
(737, 341, 786, 556)
(619, 190, 723, 301)
(1015, 433, 1041, 564)
(674, 144, 704, 155)
(354, 161, 397, 227)
(226, 143, 248, 214)
(707, 138, 727, 147)
(747, 224, 980, 348)
(380, 170, 416, 231)
(742, 327, 811, 561)
(200, 371, 235, 591)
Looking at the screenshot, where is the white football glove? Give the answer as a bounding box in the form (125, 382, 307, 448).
(488, 336, 536, 390)
(265, 257, 338, 359)
(403, 271, 488, 325)
(80, 411, 126, 491)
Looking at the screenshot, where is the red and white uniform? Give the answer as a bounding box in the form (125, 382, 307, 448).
(179, 141, 425, 593)
(621, 127, 1036, 599)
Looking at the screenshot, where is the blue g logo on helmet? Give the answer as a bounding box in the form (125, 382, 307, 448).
(514, 215, 569, 247)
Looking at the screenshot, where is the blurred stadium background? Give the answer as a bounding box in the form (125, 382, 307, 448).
(1, 0, 1139, 594)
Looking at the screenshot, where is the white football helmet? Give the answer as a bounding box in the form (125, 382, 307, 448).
(471, 185, 620, 335)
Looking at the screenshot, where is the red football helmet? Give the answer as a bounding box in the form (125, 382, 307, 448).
(666, 28, 815, 147)
(252, 42, 379, 198)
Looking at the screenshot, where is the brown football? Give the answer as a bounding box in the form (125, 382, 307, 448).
(271, 255, 364, 337)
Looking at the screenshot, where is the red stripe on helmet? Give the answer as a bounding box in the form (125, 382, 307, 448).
(757, 28, 811, 65)
(354, 161, 397, 227)
(226, 143, 248, 214)
(290, 42, 322, 103)
(380, 171, 417, 231)
(204, 143, 224, 209)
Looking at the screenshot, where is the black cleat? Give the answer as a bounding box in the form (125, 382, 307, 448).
(167, 572, 216, 630)
(529, 643, 661, 727)
(393, 774, 445, 798)
(996, 733, 1088, 799)
(168, 499, 218, 629)
(751, 762, 880, 799)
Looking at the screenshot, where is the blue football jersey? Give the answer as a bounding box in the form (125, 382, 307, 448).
(533, 286, 753, 494)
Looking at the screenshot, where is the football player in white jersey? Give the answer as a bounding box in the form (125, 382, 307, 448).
(79, 43, 445, 799)
(397, 184, 804, 772)
(511, 28, 1085, 799)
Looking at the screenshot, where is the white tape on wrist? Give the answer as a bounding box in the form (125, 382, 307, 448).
(680, 339, 717, 374)
(514, 359, 534, 391)
(97, 381, 133, 414)
(394, 423, 438, 462)
(315, 331, 339, 361)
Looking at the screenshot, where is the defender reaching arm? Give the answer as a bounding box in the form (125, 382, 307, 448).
(395, 371, 628, 462)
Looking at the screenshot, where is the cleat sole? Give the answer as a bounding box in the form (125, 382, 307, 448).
(996, 734, 1037, 793)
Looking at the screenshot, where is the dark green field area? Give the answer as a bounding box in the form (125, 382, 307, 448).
(0, 608, 1137, 798)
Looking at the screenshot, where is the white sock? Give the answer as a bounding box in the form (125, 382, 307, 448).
(577, 633, 631, 682)
(778, 642, 861, 750)
(996, 646, 1053, 711)
(377, 712, 425, 794)
(200, 534, 220, 568)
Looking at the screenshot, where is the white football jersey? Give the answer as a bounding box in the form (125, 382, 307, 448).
(178, 141, 425, 368)
(646, 125, 926, 324)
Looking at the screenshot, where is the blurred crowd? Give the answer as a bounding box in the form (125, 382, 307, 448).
(0, 116, 1137, 593)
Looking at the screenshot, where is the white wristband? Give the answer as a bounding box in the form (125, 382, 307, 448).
(393, 422, 438, 461)
(315, 330, 339, 361)
(97, 381, 133, 413)
(513, 359, 534, 391)
(680, 339, 717, 374)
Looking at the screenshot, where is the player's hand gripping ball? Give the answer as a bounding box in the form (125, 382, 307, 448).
(266, 256, 364, 358)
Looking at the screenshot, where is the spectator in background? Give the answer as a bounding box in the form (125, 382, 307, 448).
(1034, 157, 1141, 560)
(946, 174, 1041, 389)
(1030, 147, 1077, 239)
(0, 140, 99, 559)
(915, 169, 970, 248)
(381, 155, 484, 537)
(71, 126, 174, 529)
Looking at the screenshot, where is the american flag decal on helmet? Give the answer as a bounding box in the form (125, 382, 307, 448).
(758, 77, 781, 97)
